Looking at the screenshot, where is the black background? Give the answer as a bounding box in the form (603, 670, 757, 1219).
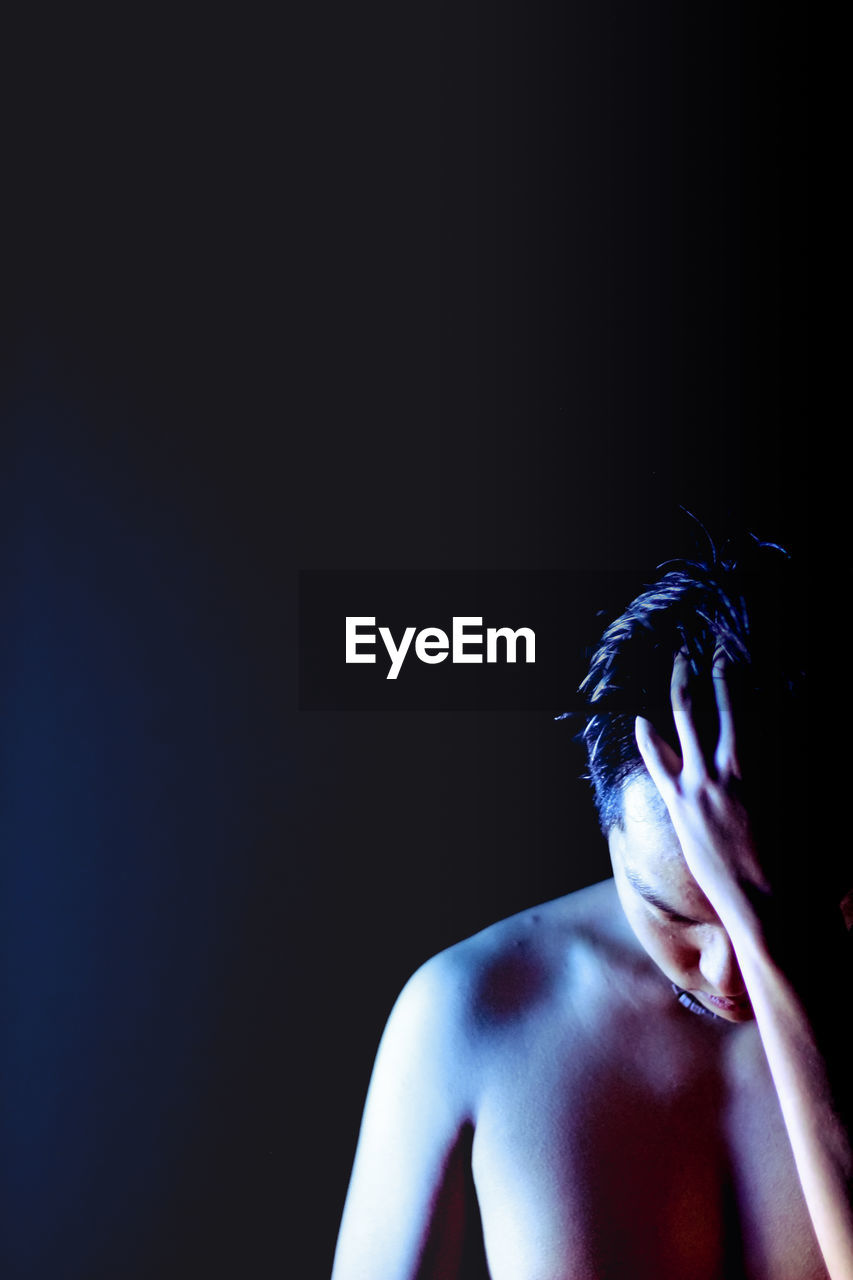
(2, 6, 809, 1278)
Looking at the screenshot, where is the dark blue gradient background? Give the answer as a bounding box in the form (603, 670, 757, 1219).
(2, 6, 809, 1277)
(1, 410, 283, 1276)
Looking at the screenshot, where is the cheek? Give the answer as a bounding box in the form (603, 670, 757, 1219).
(613, 870, 699, 982)
(632, 912, 698, 979)
(651, 926, 695, 971)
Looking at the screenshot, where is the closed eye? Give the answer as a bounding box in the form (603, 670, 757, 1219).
(657, 906, 701, 926)
(623, 866, 705, 926)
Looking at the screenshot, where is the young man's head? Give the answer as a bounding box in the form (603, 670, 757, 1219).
(579, 536, 810, 1020)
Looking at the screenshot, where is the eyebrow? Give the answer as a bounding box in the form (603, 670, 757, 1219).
(623, 867, 701, 924)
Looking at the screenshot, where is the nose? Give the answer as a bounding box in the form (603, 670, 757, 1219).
(698, 928, 744, 997)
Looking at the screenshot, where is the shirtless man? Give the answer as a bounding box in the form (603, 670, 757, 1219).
(332, 542, 851, 1279)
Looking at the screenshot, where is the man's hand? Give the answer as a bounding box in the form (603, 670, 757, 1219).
(636, 654, 853, 1279)
(634, 651, 770, 921)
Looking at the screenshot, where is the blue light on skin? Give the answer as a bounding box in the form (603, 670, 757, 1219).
(608, 775, 753, 1023)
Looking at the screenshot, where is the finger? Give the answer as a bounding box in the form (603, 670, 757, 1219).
(635, 715, 683, 795)
(712, 650, 741, 778)
(669, 651, 705, 780)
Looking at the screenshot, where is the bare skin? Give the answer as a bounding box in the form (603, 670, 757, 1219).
(333, 663, 850, 1280)
(635, 653, 853, 1278)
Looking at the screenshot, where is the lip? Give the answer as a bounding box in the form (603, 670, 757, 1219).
(702, 992, 753, 1016)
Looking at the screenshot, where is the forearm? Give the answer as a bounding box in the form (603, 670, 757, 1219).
(722, 892, 853, 1280)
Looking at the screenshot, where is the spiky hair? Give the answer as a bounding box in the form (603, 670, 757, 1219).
(580, 536, 807, 833)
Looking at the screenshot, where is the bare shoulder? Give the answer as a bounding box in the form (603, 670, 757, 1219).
(353, 878, 627, 1154)
(403, 878, 629, 1062)
(333, 880, 630, 1278)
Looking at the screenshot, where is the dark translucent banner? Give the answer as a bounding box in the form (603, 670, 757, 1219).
(298, 570, 644, 711)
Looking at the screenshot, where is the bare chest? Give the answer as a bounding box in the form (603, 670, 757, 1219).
(470, 1016, 826, 1280)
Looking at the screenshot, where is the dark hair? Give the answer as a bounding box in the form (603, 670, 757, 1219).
(579, 536, 808, 834)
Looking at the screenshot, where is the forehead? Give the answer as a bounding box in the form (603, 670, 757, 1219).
(609, 776, 713, 913)
(617, 775, 679, 855)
